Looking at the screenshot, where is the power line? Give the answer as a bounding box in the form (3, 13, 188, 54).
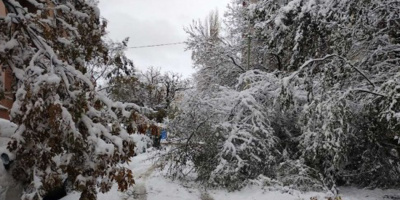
(128, 42, 185, 49)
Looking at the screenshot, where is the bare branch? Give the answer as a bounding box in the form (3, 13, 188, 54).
(352, 88, 387, 98)
(227, 55, 245, 72)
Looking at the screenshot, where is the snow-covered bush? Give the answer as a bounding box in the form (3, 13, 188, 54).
(161, 88, 221, 181)
(163, 71, 281, 190)
(131, 134, 152, 155)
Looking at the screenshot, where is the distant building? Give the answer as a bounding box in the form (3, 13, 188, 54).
(0, 0, 50, 119)
(0, 1, 14, 120)
(0, 67, 14, 120)
(0, 1, 5, 16)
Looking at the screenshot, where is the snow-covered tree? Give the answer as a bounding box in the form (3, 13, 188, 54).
(266, 0, 400, 189)
(186, 9, 245, 91)
(89, 37, 134, 83)
(0, 0, 142, 199)
(107, 66, 188, 123)
(167, 0, 400, 192)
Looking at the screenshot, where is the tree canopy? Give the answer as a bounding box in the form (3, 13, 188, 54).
(0, 0, 144, 199)
(165, 0, 400, 192)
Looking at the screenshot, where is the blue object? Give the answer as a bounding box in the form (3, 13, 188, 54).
(1, 153, 9, 165)
(1, 153, 12, 170)
(161, 130, 167, 139)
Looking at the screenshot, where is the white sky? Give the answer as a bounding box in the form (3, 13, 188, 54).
(98, 0, 232, 78)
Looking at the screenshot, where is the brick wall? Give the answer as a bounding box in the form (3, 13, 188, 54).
(0, 67, 14, 120)
(0, 0, 9, 119)
(0, 0, 65, 119)
(0, 1, 6, 17)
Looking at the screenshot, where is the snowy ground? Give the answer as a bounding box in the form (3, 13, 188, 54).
(61, 150, 400, 200)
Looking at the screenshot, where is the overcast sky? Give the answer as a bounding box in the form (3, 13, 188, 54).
(98, 0, 231, 78)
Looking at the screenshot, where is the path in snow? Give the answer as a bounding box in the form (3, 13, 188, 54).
(61, 150, 400, 200)
(200, 191, 215, 200)
(130, 183, 147, 200)
(130, 161, 159, 200)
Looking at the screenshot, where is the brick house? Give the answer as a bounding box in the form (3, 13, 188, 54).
(0, 0, 56, 119)
(0, 68, 14, 120)
(0, 1, 14, 120)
